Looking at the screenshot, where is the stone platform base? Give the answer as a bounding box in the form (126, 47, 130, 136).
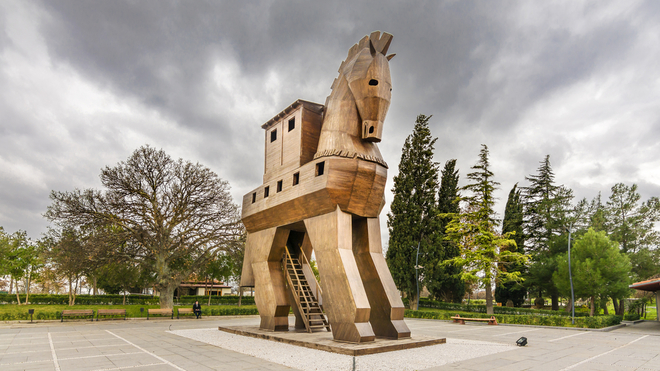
(218, 325, 446, 356)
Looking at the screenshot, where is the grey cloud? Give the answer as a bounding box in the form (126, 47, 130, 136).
(0, 0, 659, 239)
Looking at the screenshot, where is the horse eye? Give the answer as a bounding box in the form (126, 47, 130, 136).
(369, 79, 378, 86)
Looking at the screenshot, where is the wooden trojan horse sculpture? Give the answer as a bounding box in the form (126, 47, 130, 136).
(241, 31, 410, 343)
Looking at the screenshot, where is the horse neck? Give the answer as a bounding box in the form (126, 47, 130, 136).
(320, 76, 359, 141)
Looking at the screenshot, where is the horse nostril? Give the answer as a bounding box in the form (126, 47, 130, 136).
(369, 126, 374, 134)
(369, 79, 378, 86)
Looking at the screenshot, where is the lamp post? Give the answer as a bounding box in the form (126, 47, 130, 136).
(568, 224, 575, 325)
(415, 240, 421, 311)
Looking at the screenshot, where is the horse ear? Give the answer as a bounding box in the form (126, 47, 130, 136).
(369, 39, 377, 56)
(386, 54, 396, 61)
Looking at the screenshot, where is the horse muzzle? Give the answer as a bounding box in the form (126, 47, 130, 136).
(362, 120, 383, 142)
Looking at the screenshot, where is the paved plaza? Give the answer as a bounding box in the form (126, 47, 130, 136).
(1, 315, 659, 370)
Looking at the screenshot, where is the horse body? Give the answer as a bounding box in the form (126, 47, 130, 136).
(240, 31, 410, 343)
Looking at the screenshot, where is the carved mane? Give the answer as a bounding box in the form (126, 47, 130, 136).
(329, 31, 394, 94)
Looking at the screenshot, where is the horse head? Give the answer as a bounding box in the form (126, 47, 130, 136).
(343, 31, 395, 143)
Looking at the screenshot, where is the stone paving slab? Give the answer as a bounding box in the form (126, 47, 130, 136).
(0, 315, 659, 370)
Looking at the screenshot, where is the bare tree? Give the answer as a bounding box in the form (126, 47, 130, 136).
(46, 146, 242, 308)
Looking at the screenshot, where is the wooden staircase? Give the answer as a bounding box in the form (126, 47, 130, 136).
(283, 247, 331, 333)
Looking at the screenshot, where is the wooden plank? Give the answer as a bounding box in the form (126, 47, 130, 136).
(218, 326, 444, 356)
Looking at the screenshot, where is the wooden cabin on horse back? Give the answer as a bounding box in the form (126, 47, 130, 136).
(240, 31, 410, 344)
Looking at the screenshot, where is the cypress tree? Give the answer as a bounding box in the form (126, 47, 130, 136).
(425, 159, 465, 303)
(494, 184, 526, 306)
(386, 114, 441, 309)
(522, 155, 573, 310)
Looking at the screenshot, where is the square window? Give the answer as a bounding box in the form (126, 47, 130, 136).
(264, 186, 270, 198)
(277, 180, 283, 192)
(252, 192, 256, 203)
(315, 161, 325, 176)
(293, 172, 300, 186)
(288, 118, 295, 132)
(270, 129, 277, 142)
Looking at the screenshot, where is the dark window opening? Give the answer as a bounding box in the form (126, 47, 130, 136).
(369, 79, 379, 86)
(288, 118, 295, 132)
(270, 129, 277, 142)
(252, 192, 256, 203)
(293, 172, 300, 186)
(264, 186, 270, 198)
(369, 126, 374, 134)
(277, 180, 283, 192)
(315, 161, 325, 176)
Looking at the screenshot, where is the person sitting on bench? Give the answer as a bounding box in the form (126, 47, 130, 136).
(193, 301, 202, 319)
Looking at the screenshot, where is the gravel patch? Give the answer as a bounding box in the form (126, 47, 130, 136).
(169, 328, 516, 371)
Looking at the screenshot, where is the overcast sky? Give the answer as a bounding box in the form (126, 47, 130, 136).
(1, 1, 659, 244)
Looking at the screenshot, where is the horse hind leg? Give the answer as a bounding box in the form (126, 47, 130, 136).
(304, 207, 375, 343)
(353, 217, 411, 339)
(243, 227, 291, 331)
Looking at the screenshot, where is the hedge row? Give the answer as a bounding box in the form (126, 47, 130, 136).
(0, 294, 255, 306)
(178, 295, 255, 305)
(405, 309, 622, 329)
(415, 298, 589, 317)
(0, 294, 157, 305)
(0, 305, 259, 321)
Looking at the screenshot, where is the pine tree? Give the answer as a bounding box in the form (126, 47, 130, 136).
(605, 183, 660, 255)
(425, 159, 465, 303)
(495, 184, 526, 307)
(386, 114, 441, 309)
(522, 155, 573, 310)
(444, 145, 528, 314)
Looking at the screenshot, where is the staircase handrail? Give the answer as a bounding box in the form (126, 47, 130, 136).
(299, 249, 323, 298)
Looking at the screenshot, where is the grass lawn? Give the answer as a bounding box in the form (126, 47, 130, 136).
(0, 304, 258, 321)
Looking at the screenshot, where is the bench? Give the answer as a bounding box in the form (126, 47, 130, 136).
(61, 309, 94, 322)
(97, 309, 127, 321)
(177, 308, 201, 319)
(451, 315, 498, 325)
(147, 308, 173, 320)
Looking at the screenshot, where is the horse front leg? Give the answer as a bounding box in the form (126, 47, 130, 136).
(245, 227, 291, 331)
(353, 217, 411, 339)
(304, 206, 375, 343)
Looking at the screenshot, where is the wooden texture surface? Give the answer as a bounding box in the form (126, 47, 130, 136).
(305, 207, 375, 343)
(353, 217, 410, 338)
(218, 326, 445, 356)
(241, 31, 406, 343)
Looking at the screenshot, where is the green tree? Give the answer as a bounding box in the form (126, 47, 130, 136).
(602, 184, 660, 314)
(201, 253, 235, 305)
(553, 229, 631, 316)
(495, 184, 526, 307)
(45, 229, 92, 305)
(96, 260, 141, 304)
(588, 193, 607, 232)
(0, 227, 9, 287)
(523, 155, 573, 310)
(426, 159, 464, 303)
(45, 146, 243, 309)
(1, 230, 43, 304)
(386, 114, 442, 309)
(605, 183, 660, 255)
(444, 145, 528, 314)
